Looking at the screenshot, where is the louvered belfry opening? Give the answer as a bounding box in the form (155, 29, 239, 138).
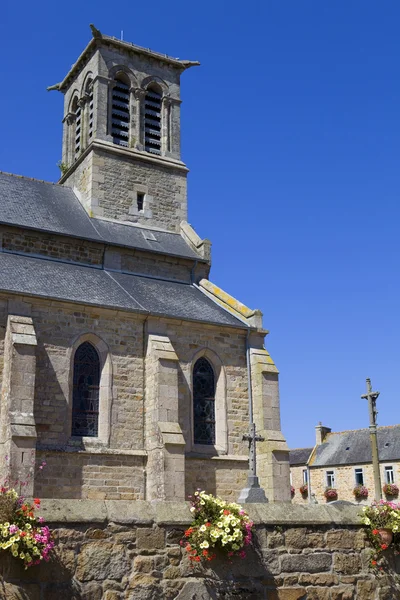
(144, 85, 162, 155)
(111, 76, 130, 147)
(74, 100, 81, 158)
(87, 81, 94, 142)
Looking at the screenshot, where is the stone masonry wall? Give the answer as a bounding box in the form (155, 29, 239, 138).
(1, 227, 103, 266)
(0, 501, 398, 600)
(291, 463, 400, 506)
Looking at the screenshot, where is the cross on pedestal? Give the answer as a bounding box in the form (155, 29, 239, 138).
(238, 422, 268, 503)
(361, 378, 382, 501)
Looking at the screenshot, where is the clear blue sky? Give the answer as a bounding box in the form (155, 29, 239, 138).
(1, 2, 399, 449)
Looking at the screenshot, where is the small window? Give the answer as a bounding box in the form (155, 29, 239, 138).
(326, 470, 335, 487)
(144, 85, 162, 155)
(302, 469, 308, 484)
(355, 468, 364, 485)
(137, 192, 145, 212)
(87, 80, 94, 141)
(72, 342, 100, 437)
(72, 98, 81, 159)
(111, 76, 130, 147)
(193, 357, 215, 445)
(385, 466, 395, 484)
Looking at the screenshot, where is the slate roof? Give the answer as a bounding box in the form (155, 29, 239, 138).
(289, 448, 313, 466)
(0, 172, 201, 261)
(310, 425, 400, 467)
(0, 252, 245, 328)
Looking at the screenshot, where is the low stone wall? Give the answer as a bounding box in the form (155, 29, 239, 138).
(0, 501, 399, 599)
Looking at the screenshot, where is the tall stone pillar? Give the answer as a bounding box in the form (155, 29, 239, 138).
(0, 315, 37, 494)
(145, 326, 185, 501)
(249, 330, 291, 502)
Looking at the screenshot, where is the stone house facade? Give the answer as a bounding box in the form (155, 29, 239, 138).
(290, 423, 400, 505)
(0, 26, 290, 503)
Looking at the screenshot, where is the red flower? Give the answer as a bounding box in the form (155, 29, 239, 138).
(33, 498, 40, 505)
(371, 560, 377, 566)
(372, 529, 379, 535)
(202, 550, 208, 556)
(194, 556, 201, 562)
(381, 544, 388, 550)
(206, 522, 211, 527)
(223, 510, 230, 515)
(185, 527, 193, 537)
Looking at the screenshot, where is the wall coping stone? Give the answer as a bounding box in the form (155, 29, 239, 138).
(39, 500, 363, 526)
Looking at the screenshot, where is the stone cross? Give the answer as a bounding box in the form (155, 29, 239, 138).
(361, 378, 382, 501)
(238, 422, 268, 503)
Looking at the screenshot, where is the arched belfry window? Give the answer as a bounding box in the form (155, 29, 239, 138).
(72, 97, 81, 159)
(193, 358, 216, 445)
(72, 342, 100, 437)
(111, 75, 130, 147)
(86, 79, 94, 143)
(144, 85, 162, 155)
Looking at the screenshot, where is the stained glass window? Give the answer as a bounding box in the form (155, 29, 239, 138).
(193, 358, 215, 445)
(72, 342, 100, 437)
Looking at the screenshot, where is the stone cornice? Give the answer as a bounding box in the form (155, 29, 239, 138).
(38, 499, 363, 526)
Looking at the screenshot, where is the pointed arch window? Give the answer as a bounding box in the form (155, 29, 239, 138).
(193, 358, 216, 445)
(111, 75, 130, 147)
(72, 342, 100, 437)
(144, 84, 162, 155)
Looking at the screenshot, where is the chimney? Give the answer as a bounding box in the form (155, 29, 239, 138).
(315, 422, 331, 445)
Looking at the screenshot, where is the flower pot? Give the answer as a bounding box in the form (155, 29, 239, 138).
(377, 529, 393, 546)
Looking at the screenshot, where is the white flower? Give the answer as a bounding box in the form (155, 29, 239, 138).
(199, 525, 207, 532)
(190, 507, 196, 513)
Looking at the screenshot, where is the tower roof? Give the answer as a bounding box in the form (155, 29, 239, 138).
(48, 24, 200, 92)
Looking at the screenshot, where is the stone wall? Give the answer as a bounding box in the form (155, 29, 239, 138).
(291, 463, 400, 505)
(0, 501, 398, 599)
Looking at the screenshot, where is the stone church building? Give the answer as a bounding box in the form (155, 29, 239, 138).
(0, 27, 290, 503)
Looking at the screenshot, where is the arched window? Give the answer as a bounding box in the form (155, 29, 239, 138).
(144, 84, 162, 155)
(72, 342, 100, 437)
(193, 358, 216, 445)
(72, 97, 81, 159)
(111, 75, 130, 147)
(86, 79, 94, 143)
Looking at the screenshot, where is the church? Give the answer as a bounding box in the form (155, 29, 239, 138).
(0, 26, 290, 503)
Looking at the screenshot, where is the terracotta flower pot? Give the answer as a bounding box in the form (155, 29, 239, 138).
(377, 529, 393, 546)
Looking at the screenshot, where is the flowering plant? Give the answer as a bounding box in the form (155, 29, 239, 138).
(181, 490, 254, 563)
(0, 486, 54, 569)
(353, 485, 369, 499)
(361, 500, 400, 532)
(290, 486, 295, 497)
(299, 484, 308, 496)
(324, 487, 338, 500)
(383, 483, 399, 497)
(361, 500, 400, 568)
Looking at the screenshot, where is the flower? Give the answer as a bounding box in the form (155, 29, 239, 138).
(181, 490, 254, 563)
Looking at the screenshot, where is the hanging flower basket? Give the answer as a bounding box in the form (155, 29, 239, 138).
(353, 485, 369, 499)
(383, 483, 399, 498)
(299, 484, 308, 496)
(324, 487, 338, 501)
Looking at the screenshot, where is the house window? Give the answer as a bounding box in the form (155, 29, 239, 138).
(144, 85, 162, 155)
(111, 76, 130, 147)
(355, 468, 364, 485)
(193, 357, 215, 445)
(72, 342, 100, 437)
(385, 466, 395, 484)
(303, 469, 308, 484)
(326, 470, 335, 487)
(137, 192, 145, 212)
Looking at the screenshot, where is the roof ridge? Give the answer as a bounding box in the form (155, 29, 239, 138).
(0, 171, 57, 186)
(327, 424, 400, 436)
(290, 447, 313, 451)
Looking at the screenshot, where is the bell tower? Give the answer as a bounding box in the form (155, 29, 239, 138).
(50, 25, 199, 232)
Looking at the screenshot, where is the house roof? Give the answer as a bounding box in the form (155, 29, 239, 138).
(310, 425, 400, 467)
(0, 252, 246, 328)
(0, 172, 202, 261)
(289, 448, 313, 466)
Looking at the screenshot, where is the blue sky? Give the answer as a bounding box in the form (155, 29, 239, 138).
(1, 2, 399, 449)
